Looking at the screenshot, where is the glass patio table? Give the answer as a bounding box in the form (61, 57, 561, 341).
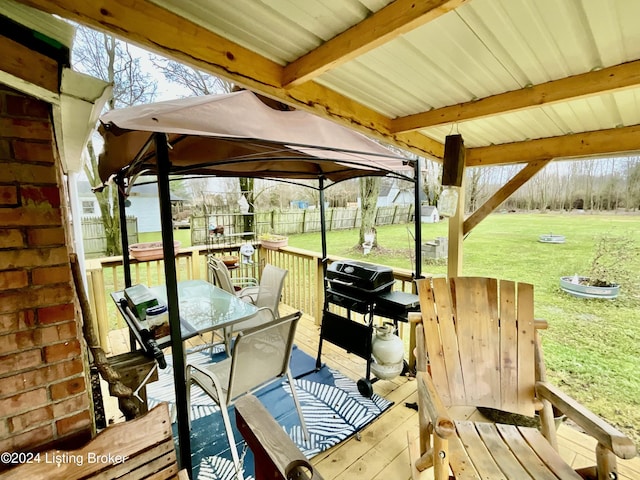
(112, 279, 259, 351)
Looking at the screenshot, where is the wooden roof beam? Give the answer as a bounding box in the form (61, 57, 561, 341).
(466, 125, 640, 167)
(391, 59, 640, 133)
(17, 0, 444, 161)
(282, 0, 469, 88)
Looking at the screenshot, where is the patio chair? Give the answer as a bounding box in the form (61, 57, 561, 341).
(186, 310, 308, 480)
(207, 255, 259, 297)
(223, 264, 288, 353)
(408, 276, 637, 480)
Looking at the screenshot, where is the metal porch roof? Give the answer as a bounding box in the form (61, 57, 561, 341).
(15, 0, 640, 166)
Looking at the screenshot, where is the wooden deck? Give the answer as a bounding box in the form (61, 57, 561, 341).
(105, 309, 640, 480)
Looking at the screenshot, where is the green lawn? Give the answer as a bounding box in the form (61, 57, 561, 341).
(286, 212, 640, 443)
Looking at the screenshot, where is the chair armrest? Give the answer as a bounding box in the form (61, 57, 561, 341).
(536, 381, 637, 459)
(416, 371, 455, 439)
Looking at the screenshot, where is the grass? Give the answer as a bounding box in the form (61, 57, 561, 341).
(285, 212, 640, 443)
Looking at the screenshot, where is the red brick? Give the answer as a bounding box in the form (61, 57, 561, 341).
(0, 247, 68, 269)
(0, 359, 84, 397)
(0, 329, 37, 355)
(0, 311, 35, 335)
(32, 265, 71, 285)
(38, 321, 77, 345)
(0, 117, 53, 141)
(0, 388, 47, 416)
(0, 312, 20, 333)
(11, 140, 55, 164)
(0, 285, 74, 314)
(37, 303, 75, 325)
(20, 185, 61, 209)
(43, 339, 81, 363)
(0, 424, 53, 453)
(0, 228, 24, 248)
(0, 349, 42, 376)
(52, 393, 89, 418)
(0, 139, 9, 159)
(27, 227, 65, 247)
(0, 207, 61, 227)
(0, 162, 57, 185)
(0, 185, 18, 205)
(55, 410, 91, 436)
(0, 270, 28, 289)
(5, 94, 50, 119)
(50, 376, 85, 401)
(8, 405, 53, 433)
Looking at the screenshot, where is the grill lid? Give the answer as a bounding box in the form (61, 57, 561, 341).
(326, 260, 395, 295)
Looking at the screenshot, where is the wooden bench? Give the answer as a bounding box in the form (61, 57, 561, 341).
(2, 403, 188, 480)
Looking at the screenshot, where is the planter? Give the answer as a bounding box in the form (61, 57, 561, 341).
(129, 241, 181, 261)
(539, 234, 565, 244)
(259, 235, 288, 250)
(221, 255, 239, 267)
(559, 276, 620, 299)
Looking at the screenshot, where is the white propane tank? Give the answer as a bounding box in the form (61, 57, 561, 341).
(370, 322, 405, 380)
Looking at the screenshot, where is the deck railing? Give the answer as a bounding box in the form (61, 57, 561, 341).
(86, 244, 419, 353)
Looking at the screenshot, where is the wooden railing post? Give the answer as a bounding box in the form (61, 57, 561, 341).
(85, 259, 110, 352)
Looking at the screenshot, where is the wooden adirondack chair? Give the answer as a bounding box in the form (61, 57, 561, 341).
(408, 276, 636, 480)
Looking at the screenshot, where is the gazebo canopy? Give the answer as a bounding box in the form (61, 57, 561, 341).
(98, 90, 413, 186)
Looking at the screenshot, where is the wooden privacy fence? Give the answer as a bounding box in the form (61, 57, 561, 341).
(82, 216, 138, 258)
(190, 205, 415, 245)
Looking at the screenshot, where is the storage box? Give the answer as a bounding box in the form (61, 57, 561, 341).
(124, 284, 158, 320)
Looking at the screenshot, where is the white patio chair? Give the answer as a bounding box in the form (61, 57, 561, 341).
(186, 310, 308, 480)
(207, 255, 259, 297)
(222, 264, 288, 352)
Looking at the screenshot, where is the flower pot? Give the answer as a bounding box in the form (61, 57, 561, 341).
(260, 235, 288, 250)
(221, 255, 239, 267)
(559, 276, 620, 299)
(129, 241, 181, 261)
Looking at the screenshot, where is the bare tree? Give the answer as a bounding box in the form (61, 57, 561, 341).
(359, 177, 381, 249)
(72, 27, 158, 255)
(151, 58, 234, 95)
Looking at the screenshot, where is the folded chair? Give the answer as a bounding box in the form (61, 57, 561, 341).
(186, 310, 308, 480)
(408, 276, 636, 480)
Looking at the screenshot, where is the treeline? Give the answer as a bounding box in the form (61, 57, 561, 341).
(464, 156, 640, 212)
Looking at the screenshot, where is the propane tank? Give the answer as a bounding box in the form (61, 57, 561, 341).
(371, 322, 405, 380)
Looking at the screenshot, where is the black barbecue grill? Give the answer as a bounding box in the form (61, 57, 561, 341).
(316, 260, 420, 396)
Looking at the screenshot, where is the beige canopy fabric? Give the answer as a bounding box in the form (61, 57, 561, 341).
(98, 90, 411, 185)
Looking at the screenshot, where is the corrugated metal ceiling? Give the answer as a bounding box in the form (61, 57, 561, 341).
(148, 0, 640, 150)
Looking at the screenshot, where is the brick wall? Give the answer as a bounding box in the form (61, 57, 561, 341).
(0, 85, 91, 457)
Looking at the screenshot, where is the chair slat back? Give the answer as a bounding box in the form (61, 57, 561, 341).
(227, 311, 300, 402)
(416, 277, 537, 417)
(208, 256, 236, 294)
(254, 264, 288, 313)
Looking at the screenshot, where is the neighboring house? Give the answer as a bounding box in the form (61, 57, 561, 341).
(421, 205, 440, 223)
(77, 179, 186, 233)
(361, 180, 423, 207)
